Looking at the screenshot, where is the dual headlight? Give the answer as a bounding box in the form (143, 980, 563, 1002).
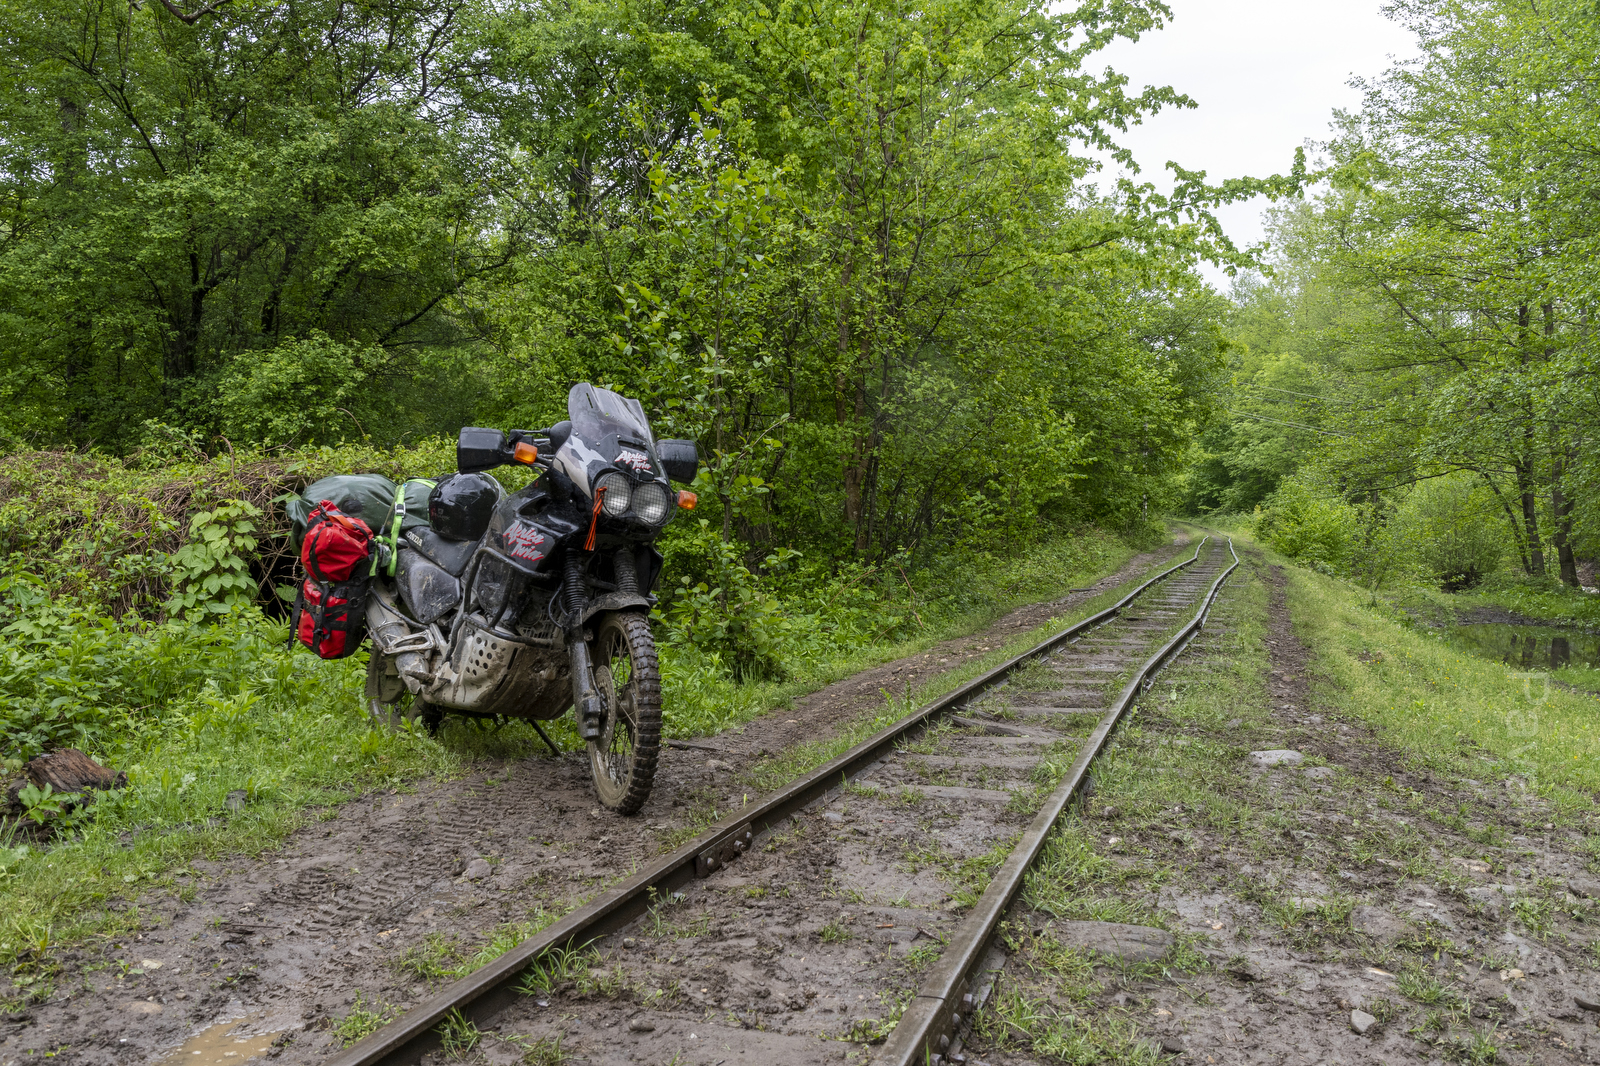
(595, 471, 672, 525)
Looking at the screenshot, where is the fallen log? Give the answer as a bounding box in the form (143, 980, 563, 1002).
(23, 748, 126, 797)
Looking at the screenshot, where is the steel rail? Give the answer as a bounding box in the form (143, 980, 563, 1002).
(327, 536, 1215, 1066)
(876, 536, 1240, 1066)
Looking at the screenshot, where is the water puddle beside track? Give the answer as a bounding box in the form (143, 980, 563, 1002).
(1447, 621, 1600, 671)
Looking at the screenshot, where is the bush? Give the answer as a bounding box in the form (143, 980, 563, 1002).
(1253, 478, 1358, 572)
(1390, 473, 1508, 590)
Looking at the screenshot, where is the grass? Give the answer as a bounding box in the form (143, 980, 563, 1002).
(1283, 549, 1600, 808)
(396, 912, 559, 984)
(330, 992, 401, 1047)
(0, 639, 463, 976)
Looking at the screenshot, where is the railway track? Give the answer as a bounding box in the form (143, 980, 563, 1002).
(328, 534, 1238, 1066)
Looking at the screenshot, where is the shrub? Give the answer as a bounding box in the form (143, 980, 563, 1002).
(1390, 473, 1508, 590)
(1253, 478, 1358, 572)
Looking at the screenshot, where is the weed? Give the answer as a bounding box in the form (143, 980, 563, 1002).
(819, 920, 853, 944)
(514, 1034, 568, 1066)
(982, 984, 1164, 1064)
(516, 944, 599, 996)
(396, 933, 461, 982)
(437, 1009, 480, 1058)
(330, 994, 400, 1047)
(1510, 894, 1554, 938)
(1395, 963, 1468, 1015)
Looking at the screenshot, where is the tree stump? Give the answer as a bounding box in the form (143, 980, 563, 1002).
(24, 749, 126, 794)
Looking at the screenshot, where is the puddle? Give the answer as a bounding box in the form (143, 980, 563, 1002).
(155, 1017, 279, 1066)
(1447, 622, 1600, 671)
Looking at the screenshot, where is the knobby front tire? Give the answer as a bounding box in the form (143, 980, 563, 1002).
(586, 612, 663, 815)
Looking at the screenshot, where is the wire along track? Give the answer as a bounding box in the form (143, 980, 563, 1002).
(326, 535, 1238, 1066)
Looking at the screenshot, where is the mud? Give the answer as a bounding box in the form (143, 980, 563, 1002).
(965, 556, 1600, 1064)
(0, 535, 1191, 1066)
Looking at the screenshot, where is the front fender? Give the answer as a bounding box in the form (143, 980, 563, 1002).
(580, 592, 653, 626)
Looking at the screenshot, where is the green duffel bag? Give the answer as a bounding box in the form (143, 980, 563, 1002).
(287, 474, 398, 546)
(287, 475, 440, 576)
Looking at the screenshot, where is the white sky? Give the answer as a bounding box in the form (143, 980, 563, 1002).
(1088, 0, 1418, 288)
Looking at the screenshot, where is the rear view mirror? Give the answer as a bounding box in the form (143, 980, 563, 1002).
(457, 427, 509, 473)
(657, 439, 699, 484)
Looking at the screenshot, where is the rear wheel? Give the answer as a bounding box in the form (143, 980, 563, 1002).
(586, 612, 662, 814)
(365, 653, 441, 734)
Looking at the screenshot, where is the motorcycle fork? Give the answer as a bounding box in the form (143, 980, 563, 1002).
(563, 552, 604, 741)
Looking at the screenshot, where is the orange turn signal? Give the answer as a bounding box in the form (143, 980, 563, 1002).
(677, 490, 697, 510)
(512, 441, 538, 465)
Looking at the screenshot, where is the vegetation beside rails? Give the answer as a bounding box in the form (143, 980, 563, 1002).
(979, 532, 1598, 1061)
(0, 521, 1150, 987)
(1287, 564, 1600, 812)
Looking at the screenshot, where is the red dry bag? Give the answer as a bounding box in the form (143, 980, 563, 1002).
(291, 500, 373, 659)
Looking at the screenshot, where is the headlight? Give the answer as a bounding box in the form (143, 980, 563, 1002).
(633, 481, 670, 525)
(595, 471, 631, 517)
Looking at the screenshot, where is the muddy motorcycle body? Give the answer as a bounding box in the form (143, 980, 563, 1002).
(363, 383, 698, 814)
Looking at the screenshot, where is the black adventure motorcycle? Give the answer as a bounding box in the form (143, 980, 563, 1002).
(363, 383, 699, 814)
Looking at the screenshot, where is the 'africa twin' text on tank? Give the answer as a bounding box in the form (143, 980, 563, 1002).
(363, 384, 699, 814)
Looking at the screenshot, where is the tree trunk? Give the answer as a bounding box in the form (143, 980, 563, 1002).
(1553, 461, 1578, 586)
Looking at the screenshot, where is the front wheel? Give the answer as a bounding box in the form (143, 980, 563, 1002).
(586, 612, 662, 814)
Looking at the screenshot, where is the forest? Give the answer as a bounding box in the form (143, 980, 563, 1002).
(1193, 1, 1600, 601)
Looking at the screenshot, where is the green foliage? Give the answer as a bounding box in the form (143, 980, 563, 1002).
(1252, 478, 1358, 572)
(1390, 474, 1506, 590)
(330, 994, 401, 1047)
(212, 335, 384, 447)
(1208, 0, 1600, 583)
(164, 501, 262, 621)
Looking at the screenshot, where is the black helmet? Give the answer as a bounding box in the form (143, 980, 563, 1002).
(428, 472, 501, 542)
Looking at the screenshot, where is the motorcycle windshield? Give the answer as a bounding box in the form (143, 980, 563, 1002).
(568, 383, 654, 446)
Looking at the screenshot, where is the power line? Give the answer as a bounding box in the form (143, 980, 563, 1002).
(1227, 410, 1349, 437)
(1240, 384, 1354, 404)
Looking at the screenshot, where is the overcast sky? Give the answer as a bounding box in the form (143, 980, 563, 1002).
(1088, 0, 1418, 287)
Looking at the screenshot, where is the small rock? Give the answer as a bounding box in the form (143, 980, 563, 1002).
(1351, 1008, 1376, 1034)
(1568, 876, 1600, 899)
(225, 790, 248, 812)
(822, 812, 844, 824)
(1500, 968, 1525, 981)
(706, 759, 732, 772)
(622, 937, 637, 949)
(627, 1017, 655, 1033)
(1249, 749, 1304, 768)
(1160, 1038, 1185, 1054)
(1577, 995, 1600, 1013)
(462, 858, 492, 880)
(124, 1001, 163, 1014)
(174, 991, 187, 1001)
(1053, 921, 1173, 964)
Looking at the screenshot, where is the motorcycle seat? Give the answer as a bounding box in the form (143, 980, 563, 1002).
(403, 527, 478, 576)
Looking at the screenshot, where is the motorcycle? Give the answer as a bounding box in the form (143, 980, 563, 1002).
(362, 383, 699, 814)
